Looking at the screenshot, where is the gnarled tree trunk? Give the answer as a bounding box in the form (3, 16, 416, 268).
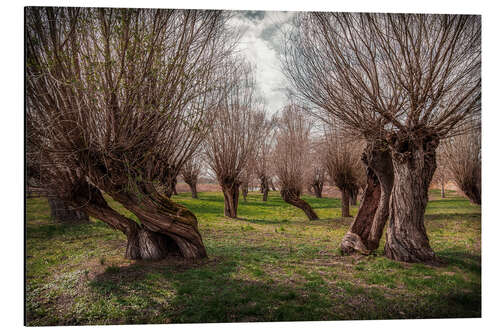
(340, 144, 394, 255)
(221, 182, 240, 218)
(187, 181, 198, 199)
(384, 136, 438, 263)
(71, 180, 207, 260)
(281, 188, 318, 220)
(48, 197, 89, 223)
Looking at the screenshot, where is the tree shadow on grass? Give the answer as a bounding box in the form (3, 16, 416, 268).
(425, 212, 482, 222)
(437, 250, 481, 274)
(88, 256, 339, 324)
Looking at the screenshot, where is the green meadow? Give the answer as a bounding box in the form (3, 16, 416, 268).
(25, 189, 481, 325)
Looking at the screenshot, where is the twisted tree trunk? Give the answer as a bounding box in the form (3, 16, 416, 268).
(48, 197, 89, 223)
(281, 188, 318, 220)
(221, 182, 240, 218)
(340, 144, 394, 255)
(76, 176, 207, 260)
(384, 135, 438, 263)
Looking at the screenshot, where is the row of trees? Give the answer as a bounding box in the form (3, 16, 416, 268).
(27, 8, 480, 265)
(281, 12, 481, 263)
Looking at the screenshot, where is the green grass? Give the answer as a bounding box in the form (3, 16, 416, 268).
(25, 189, 481, 325)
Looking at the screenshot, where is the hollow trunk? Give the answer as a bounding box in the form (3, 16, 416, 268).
(312, 182, 323, 198)
(340, 188, 351, 217)
(187, 181, 198, 199)
(221, 182, 240, 218)
(281, 188, 318, 220)
(48, 197, 89, 223)
(340, 144, 394, 255)
(384, 138, 438, 263)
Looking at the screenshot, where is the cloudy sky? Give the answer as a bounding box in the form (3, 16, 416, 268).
(228, 10, 296, 114)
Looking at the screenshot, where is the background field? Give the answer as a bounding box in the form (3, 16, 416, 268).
(25, 190, 481, 325)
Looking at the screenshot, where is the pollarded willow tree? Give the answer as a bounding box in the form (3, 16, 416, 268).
(323, 129, 364, 218)
(204, 60, 266, 218)
(273, 104, 319, 220)
(306, 138, 327, 199)
(180, 153, 204, 199)
(432, 147, 452, 198)
(253, 115, 277, 201)
(26, 7, 238, 260)
(282, 13, 481, 263)
(441, 128, 481, 205)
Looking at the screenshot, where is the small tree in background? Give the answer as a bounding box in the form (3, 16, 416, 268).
(273, 104, 318, 220)
(181, 154, 204, 199)
(306, 139, 327, 199)
(204, 60, 266, 218)
(253, 116, 277, 201)
(324, 129, 364, 218)
(432, 148, 452, 198)
(442, 129, 481, 204)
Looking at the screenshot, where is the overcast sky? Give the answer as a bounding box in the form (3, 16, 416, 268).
(228, 10, 296, 115)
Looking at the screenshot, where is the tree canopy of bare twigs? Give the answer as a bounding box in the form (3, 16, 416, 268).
(281, 12, 480, 263)
(26, 7, 238, 260)
(273, 104, 319, 220)
(323, 128, 364, 217)
(203, 59, 266, 218)
(441, 129, 481, 205)
(252, 115, 277, 201)
(180, 152, 204, 199)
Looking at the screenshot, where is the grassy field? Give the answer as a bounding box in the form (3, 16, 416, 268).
(25, 189, 481, 325)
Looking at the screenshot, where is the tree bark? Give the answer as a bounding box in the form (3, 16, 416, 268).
(384, 135, 438, 263)
(440, 182, 446, 198)
(259, 175, 269, 201)
(349, 187, 359, 205)
(281, 188, 319, 220)
(164, 177, 178, 198)
(48, 197, 89, 223)
(187, 181, 198, 199)
(340, 143, 394, 255)
(81, 176, 208, 260)
(312, 182, 323, 198)
(340, 188, 351, 217)
(221, 182, 240, 218)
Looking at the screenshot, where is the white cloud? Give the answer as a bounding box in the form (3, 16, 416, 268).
(228, 11, 296, 115)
